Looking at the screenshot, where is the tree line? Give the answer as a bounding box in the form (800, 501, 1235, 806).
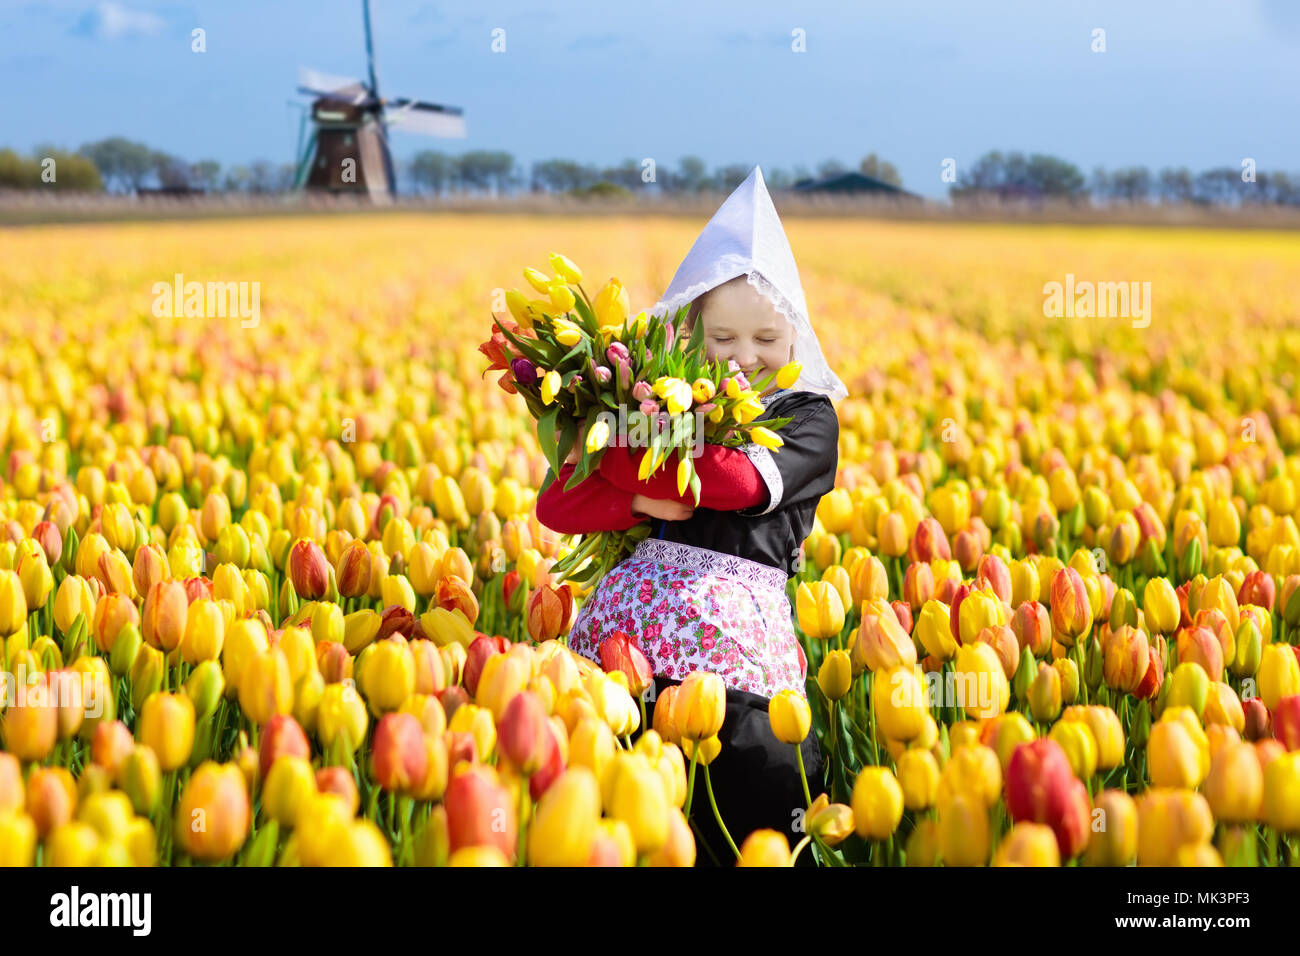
(3, 137, 1298, 207)
(950, 151, 1300, 206)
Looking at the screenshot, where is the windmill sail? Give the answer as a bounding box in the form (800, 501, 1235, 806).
(297, 66, 371, 104)
(383, 100, 467, 138)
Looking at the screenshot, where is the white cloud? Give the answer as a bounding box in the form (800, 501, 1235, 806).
(72, 1, 164, 40)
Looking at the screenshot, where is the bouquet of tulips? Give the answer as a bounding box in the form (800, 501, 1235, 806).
(479, 254, 801, 585)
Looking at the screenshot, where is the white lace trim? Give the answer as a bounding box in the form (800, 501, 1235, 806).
(631, 538, 788, 591)
(737, 443, 783, 516)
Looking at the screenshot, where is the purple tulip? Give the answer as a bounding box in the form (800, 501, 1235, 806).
(606, 342, 630, 365)
(510, 357, 537, 385)
(696, 402, 716, 415)
(733, 371, 751, 392)
(639, 399, 659, 417)
(594, 365, 612, 384)
(617, 360, 631, 390)
(631, 381, 653, 402)
(719, 376, 731, 394)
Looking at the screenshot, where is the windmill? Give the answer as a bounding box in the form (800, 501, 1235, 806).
(295, 0, 466, 200)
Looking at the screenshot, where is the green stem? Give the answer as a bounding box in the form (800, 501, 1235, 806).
(703, 763, 740, 860)
(795, 743, 812, 808)
(683, 740, 701, 818)
(789, 834, 813, 866)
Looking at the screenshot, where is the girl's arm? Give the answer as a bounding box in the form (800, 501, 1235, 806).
(596, 444, 768, 511)
(535, 462, 652, 535)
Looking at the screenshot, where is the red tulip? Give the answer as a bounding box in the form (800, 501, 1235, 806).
(446, 729, 478, 767)
(335, 541, 371, 599)
(367, 493, 405, 541)
(259, 715, 311, 781)
(953, 529, 983, 574)
(316, 641, 353, 685)
(948, 582, 972, 644)
(376, 604, 417, 642)
(529, 722, 565, 801)
(903, 562, 934, 613)
(976, 554, 1012, 605)
(142, 580, 188, 652)
(933, 576, 959, 605)
(502, 571, 526, 613)
(1238, 570, 1275, 612)
(372, 713, 429, 794)
(463, 635, 509, 698)
(1050, 567, 1092, 644)
(288, 539, 329, 601)
(1005, 737, 1091, 859)
(31, 521, 62, 567)
(498, 691, 549, 774)
(890, 600, 913, 635)
(183, 575, 214, 604)
(1242, 697, 1271, 741)
(1133, 641, 1165, 700)
(1175, 582, 1193, 631)
(1011, 601, 1053, 658)
(1101, 624, 1150, 694)
(598, 631, 654, 698)
(1274, 696, 1300, 751)
(1177, 625, 1224, 683)
(909, 517, 951, 564)
(445, 766, 516, 861)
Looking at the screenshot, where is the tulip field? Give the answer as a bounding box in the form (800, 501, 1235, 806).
(3, 213, 1300, 867)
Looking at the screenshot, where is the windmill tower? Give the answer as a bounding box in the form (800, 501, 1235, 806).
(295, 0, 466, 200)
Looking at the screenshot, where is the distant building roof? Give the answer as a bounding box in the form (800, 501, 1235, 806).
(789, 171, 918, 198)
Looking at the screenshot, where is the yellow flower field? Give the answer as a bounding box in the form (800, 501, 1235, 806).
(2, 213, 1300, 866)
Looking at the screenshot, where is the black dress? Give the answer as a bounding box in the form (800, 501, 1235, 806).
(645, 387, 839, 865)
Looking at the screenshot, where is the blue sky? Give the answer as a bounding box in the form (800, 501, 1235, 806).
(3, 0, 1297, 198)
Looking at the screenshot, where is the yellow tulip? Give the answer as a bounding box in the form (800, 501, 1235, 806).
(796, 581, 846, 640)
(593, 278, 629, 327)
(817, 650, 852, 701)
(540, 370, 562, 405)
(851, 767, 903, 840)
(769, 689, 811, 744)
(528, 766, 601, 866)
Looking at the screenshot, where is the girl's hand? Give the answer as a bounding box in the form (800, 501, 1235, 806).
(631, 493, 695, 522)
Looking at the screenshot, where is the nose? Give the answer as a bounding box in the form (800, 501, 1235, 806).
(736, 345, 757, 369)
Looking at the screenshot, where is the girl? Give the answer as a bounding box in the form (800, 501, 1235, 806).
(536, 166, 847, 865)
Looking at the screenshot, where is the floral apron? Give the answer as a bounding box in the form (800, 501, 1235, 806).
(567, 538, 808, 699)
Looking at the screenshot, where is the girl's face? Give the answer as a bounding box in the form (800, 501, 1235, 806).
(689, 277, 794, 383)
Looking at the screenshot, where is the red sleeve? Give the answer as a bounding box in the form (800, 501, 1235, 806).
(597, 445, 767, 511)
(535, 463, 648, 534)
